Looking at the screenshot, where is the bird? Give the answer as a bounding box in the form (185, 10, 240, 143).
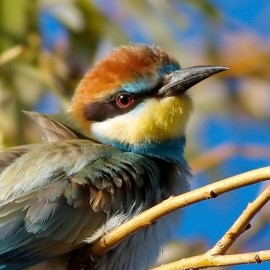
(0, 44, 228, 270)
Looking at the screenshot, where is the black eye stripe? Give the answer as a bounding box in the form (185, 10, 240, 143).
(84, 79, 164, 122)
(84, 98, 141, 122)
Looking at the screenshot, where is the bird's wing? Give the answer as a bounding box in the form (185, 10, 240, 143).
(0, 139, 160, 269)
(23, 111, 78, 142)
(0, 145, 35, 173)
(24, 111, 100, 143)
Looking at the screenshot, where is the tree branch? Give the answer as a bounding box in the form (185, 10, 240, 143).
(209, 185, 270, 256)
(89, 166, 270, 257)
(151, 183, 270, 269)
(151, 250, 270, 270)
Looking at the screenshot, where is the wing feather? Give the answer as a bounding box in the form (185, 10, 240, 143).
(0, 138, 160, 269)
(23, 111, 77, 142)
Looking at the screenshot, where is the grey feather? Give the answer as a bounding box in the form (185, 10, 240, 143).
(0, 137, 161, 269)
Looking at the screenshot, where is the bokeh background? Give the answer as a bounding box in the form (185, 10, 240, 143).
(0, 1, 270, 269)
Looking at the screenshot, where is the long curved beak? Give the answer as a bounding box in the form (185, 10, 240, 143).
(157, 65, 229, 97)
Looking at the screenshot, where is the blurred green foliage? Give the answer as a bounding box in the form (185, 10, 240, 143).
(0, 0, 109, 146)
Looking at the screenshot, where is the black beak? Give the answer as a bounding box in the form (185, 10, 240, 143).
(157, 65, 229, 97)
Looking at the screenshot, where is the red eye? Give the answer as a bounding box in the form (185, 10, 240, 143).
(116, 94, 134, 108)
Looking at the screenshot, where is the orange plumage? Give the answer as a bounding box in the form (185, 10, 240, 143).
(69, 45, 178, 131)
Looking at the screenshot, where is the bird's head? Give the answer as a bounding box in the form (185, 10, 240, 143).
(69, 44, 227, 163)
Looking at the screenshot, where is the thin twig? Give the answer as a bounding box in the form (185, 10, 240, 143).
(209, 185, 270, 256)
(152, 172, 270, 269)
(151, 250, 270, 270)
(89, 166, 270, 256)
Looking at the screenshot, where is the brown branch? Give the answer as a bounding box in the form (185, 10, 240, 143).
(209, 185, 270, 256)
(151, 250, 270, 270)
(89, 166, 270, 257)
(229, 211, 267, 256)
(152, 171, 270, 269)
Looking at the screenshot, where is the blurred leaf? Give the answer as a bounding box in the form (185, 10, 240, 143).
(0, 0, 38, 52)
(0, 45, 24, 66)
(43, 1, 84, 31)
(183, 0, 221, 21)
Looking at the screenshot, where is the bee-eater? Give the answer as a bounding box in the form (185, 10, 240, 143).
(0, 44, 227, 270)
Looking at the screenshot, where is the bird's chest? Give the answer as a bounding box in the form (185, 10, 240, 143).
(98, 210, 182, 270)
(92, 162, 190, 270)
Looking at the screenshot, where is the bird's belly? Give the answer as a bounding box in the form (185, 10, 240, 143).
(94, 210, 181, 270)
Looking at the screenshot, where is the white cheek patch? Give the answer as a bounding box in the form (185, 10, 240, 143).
(92, 110, 140, 144)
